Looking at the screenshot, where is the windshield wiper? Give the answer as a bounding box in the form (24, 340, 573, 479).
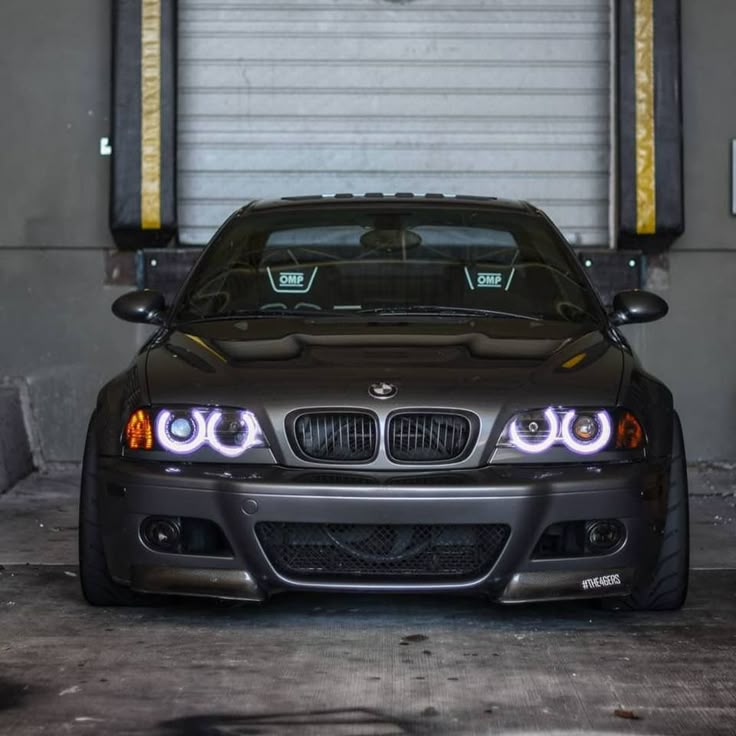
(174, 305, 547, 325)
(353, 305, 544, 320)
(232, 309, 331, 318)
(172, 309, 333, 325)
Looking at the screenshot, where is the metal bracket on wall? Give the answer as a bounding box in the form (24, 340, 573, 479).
(107, 248, 643, 311)
(104, 248, 200, 305)
(577, 250, 643, 306)
(136, 249, 202, 304)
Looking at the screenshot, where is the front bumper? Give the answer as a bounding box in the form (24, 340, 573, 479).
(96, 459, 669, 603)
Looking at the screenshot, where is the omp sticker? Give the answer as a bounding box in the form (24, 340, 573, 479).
(581, 573, 622, 591)
(463, 266, 509, 291)
(463, 266, 476, 290)
(280, 272, 304, 287)
(266, 267, 318, 294)
(476, 272, 504, 288)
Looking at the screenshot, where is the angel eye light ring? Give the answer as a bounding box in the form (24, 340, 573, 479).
(506, 407, 615, 455)
(509, 408, 559, 454)
(561, 410, 612, 454)
(206, 410, 261, 458)
(151, 408, 263, 457)
(156, 410, 207, 454)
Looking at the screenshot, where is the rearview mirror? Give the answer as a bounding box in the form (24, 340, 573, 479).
(610, 290, 668, 326)
(360, 229, 422, 252)
(112, 289, 166, 324)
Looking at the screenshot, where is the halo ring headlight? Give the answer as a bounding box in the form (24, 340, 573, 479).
(156, 410, 207, 453)
(561, 410, 612, 454)
(206, 410, 260, 457)
(509, 408, 559, 454)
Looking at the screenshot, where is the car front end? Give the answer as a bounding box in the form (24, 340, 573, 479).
(84, 195, 681, 607)
(96, 454, 668, 605)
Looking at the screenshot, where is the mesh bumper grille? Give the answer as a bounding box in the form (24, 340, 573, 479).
(293, 412, 377, 462)
(256, 522, 510, 582)
(388, 413, 472, 462)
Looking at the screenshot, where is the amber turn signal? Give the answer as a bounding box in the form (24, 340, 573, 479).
(615, 411, 644, 449)
(125, 409, 153, 450)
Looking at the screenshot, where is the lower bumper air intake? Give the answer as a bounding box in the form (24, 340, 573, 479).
(256, 522, 510, 583)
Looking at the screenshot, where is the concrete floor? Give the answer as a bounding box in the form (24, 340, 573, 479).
(1, 467, 735, 735)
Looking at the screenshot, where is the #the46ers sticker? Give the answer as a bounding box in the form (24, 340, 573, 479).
(581, 573, 622, 591)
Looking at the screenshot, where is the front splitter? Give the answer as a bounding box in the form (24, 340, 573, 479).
(130, 565, 266, 602)
(499, 567, 636, 604)
(128, 563, 636, 605)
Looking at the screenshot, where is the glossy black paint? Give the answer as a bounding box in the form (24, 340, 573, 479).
(100, 317, 672, 467)
(610, 289, 669, 325)
(92, 196, 679, 603)
(112, 289, 166, 325)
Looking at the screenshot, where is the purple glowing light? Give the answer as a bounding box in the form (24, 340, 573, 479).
(560, 411, 612, 454)
(509, 408, 560, 454)
(205, 410, 261, 457)
(155, 410, 207, 453)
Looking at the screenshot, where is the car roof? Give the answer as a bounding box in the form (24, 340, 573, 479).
(239, 193, 538, 215)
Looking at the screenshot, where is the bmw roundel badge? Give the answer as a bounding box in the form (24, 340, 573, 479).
(369, 382, 398, 400)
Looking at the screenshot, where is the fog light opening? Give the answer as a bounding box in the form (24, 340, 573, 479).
(141, 516, 233, 557)
(585, 520, 625, 554)
(141, 517, 182, 553)
(533, 519, 626, 559)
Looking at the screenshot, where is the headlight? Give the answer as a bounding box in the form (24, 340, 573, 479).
(156, 409, 208, 453)
(124, 407, 267, 457)
(560, 410, 612, 454)
(205, 409, 263, 457)
(508, 407, 559, 454)
(499, 407, 643, 457)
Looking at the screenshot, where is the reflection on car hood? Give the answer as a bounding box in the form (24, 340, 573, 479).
(145, 318, 625, 410)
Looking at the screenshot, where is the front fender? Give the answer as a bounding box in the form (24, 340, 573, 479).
(95, 354, 150, 457)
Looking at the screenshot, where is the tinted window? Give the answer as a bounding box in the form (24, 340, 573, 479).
(174, 207, 602, 324)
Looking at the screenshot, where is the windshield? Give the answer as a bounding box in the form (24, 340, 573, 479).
(173, 206, 602, 325)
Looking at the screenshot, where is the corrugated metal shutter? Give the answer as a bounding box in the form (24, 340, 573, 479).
(178, 0, 611, 246)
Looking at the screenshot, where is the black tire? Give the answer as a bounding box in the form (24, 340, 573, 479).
(614, 412, 689, 611)
(78, 414, 148, 606)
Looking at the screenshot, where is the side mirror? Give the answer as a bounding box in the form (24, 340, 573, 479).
(112, 289, 166, 324)
(610, 289, 668, 326)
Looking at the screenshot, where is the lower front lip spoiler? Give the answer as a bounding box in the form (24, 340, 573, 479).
(499, 568, 635, 604)
(130, 565, 266, 602)
(128, 565, 636, 604)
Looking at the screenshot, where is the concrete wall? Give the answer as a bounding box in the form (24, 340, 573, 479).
(0, 0, 734, 462)
(0, 0, 143, 463)
(623, 0, 736, 460)
(0, 387, 33, 491)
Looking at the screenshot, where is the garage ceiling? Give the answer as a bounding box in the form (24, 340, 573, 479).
(177, 0, 611, 246)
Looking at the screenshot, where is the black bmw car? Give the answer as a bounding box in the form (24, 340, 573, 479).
(80, 194, 689, 610)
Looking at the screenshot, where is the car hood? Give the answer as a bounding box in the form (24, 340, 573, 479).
(145, 317, 624, 411)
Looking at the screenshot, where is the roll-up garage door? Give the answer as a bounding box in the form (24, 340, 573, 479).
(178, 0, 611, 246)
